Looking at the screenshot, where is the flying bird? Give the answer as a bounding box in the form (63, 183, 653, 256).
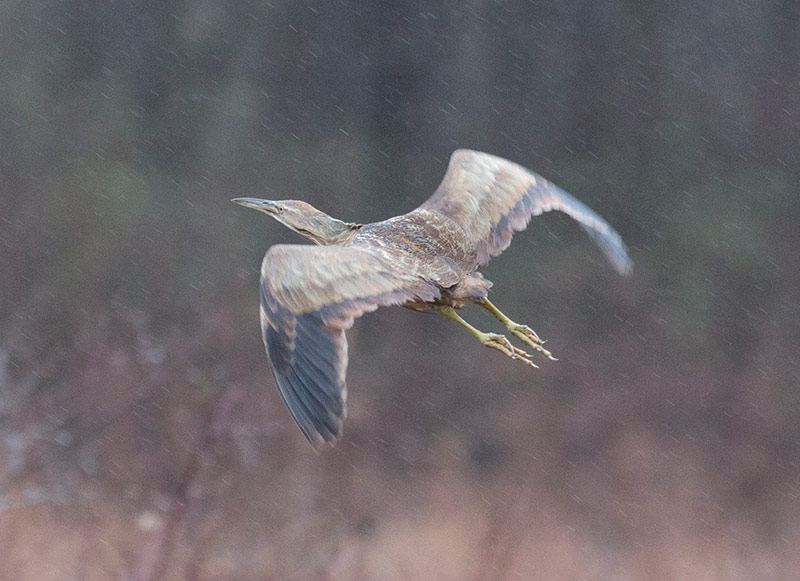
(233, 150, 631, 446)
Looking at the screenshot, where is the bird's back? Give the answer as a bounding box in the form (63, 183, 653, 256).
(352, 208, 478, 289)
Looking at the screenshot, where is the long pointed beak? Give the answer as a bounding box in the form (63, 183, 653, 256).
(231, 198, 278, 214)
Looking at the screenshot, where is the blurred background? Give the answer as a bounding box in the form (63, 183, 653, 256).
(2, 1, 799, 579)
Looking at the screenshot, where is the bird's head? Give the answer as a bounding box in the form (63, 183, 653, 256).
(232, 198, 361, 245)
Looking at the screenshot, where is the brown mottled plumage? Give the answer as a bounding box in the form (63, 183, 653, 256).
(233, 150, 632, 446)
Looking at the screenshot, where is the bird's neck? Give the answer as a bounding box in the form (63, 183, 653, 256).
(300, 215, 362, 246)
(319, 219, 362, 246)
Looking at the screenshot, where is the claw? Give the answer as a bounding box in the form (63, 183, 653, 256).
(480, 333, 539, 368)
(478, 298, 558, 363)
(509, 324, 558, 361)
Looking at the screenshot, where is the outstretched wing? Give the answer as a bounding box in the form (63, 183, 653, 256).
(260, 244, 439, 446)
(419, 150, 632, 273)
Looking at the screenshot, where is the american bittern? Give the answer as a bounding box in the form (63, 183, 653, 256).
(234, 150, 631, 446)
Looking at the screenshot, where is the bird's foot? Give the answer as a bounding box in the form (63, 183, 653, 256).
(480, 333, 538, 368)
(508, 324, 558, 361)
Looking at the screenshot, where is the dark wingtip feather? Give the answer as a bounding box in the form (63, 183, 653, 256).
(265, 312, 346, 446)
(542, 181, 632, 276)
(579, 224, 633, 276)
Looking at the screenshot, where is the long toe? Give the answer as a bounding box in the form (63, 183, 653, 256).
(481, 333, 538, 367)
(509, 325, 557, 360)
(511, 323, 542, 344)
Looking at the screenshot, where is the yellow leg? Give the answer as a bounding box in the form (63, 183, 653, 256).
(479, 298, 557, 361)
(435, 306, 538, 368)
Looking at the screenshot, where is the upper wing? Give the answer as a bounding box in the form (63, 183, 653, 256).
(419, 150, 632, 273)
(260, 244, 439, 446)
